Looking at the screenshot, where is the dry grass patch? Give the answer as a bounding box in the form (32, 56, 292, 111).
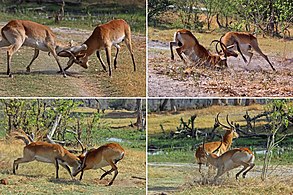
(148, 105, 265, 135)
(0, 141, 146, 194)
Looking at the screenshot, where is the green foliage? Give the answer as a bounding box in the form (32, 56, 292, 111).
(148, 0, 174, 19)
(0, 1, 146, 33)
(149, 0, 292, 35)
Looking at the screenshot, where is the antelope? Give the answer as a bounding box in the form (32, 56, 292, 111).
(12, 132, 82, 179)
(213, 32, 275, 71)
(60, 19, 136, 77)
(170, 29, 227, 68)
(195, 113, 239, 173)
(0, 20, 86, 77)
(203, 137, 255, 181)
(72, 142, 125, 186)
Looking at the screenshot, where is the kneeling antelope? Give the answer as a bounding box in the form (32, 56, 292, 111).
(0, 20, 86, 77)
(60, 19, 136, 77)
(213, 32, 275, 71)
(195, 113, 239, 173)
(73, 142, 125, 186)
(13, 133, 82, 179)
(203, 137, 255, 181)
(170, 29, 227, 68)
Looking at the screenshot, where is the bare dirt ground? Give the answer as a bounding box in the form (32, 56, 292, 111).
(148, 162, 293, 194)
(148, 39, 293, 97)
(0, 23, 146, 97)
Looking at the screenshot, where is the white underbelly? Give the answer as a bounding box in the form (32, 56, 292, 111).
(23, 38, 49, 51)
(112, 35, 125, 44)
(35, 155, 53, 163)
(92, 159, 109, 169)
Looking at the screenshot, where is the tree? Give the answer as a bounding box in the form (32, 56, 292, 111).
(136, 99, 143, 130)
(148, 0, 174, 26)
(261, 99, 293, 180)
(200, 0, 219, 30)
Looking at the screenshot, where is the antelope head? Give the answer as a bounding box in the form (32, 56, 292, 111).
(216, 113, 239, 139)
(57, 44, 89, 69)
(211, 36, 238, 58)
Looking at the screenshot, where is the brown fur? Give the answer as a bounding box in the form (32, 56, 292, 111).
(66, 19, 136, 76)
(0, 20, 68, 77)
(73, 143, 125, 186)
(170, 29, 227, 67)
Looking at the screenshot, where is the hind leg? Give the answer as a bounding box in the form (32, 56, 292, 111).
(13, 156, 34, 174)
(124, 38, 136, 71)
(113, 44, 120, 69)
(26, 48, 39, 72)
(7, 42, 22, 77)
(242, 163, 255, 178)
(252, 45, 275, 71)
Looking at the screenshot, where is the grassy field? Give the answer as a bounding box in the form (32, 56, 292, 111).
(148, 104, 293, 194)
(0, 108, 146, 194)
(148, 27, 293, 97)
(148, 163, 293, 195)
(0, 141, 146, 194)
(0, 1, 146, 97)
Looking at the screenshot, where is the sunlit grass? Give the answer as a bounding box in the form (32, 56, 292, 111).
(148, 104, 265, 135)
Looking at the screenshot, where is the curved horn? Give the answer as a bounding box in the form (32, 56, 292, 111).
(210, 40, 221, 54)
(58, 50, 79, 63)
(219, 35, 228, 57)
(216, 113, 230, 129)
(75, 136, 86, 153)
(226, 114, 234, 128)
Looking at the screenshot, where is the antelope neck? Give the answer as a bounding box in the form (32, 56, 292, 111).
(223, 131, 233, 148)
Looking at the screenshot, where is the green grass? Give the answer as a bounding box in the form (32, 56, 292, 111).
(0, 107, 146, 194)
(0, 1, 146, 97)
(0, 25, 146, 97)
(0, 1, 146, 34)
(148, 105, 293, 165)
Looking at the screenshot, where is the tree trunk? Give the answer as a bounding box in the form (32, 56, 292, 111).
(48, 114, 62, 138)
(216, 14, 222, 28)
(170, 99, 176, 112)
(233, 99, 241, 106)
(212, 99, 221, 105)
(136, 99, 142, 130)
(159, 99, 169, 111)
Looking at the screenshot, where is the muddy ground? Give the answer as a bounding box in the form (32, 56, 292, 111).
(148, 40, 293, 97)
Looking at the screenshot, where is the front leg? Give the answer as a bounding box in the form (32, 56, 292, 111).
(96, 51, 107, 71)
(176, 47, 186, 63)
(235, 41, 247, 63)
(105, 46, 112, 77)
(113, 44, 120, 69)
(55, 158, 60, 179)
(170, 41, 178, 60)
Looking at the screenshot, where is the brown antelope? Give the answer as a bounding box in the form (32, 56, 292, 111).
(0, 20, 85, 77)
(213, 32, 275, 71)
(203, 137, 255, 181)
(60, 19, 136, 76)
(170, 29, 227, 68)
(13, 133, 82, 179)
(72, 142, 125, 186)
(195, 113, 239, 173)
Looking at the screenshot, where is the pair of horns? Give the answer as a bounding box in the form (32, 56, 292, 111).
(216, 113, 235, 129)
(57, 44, 88, 63)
